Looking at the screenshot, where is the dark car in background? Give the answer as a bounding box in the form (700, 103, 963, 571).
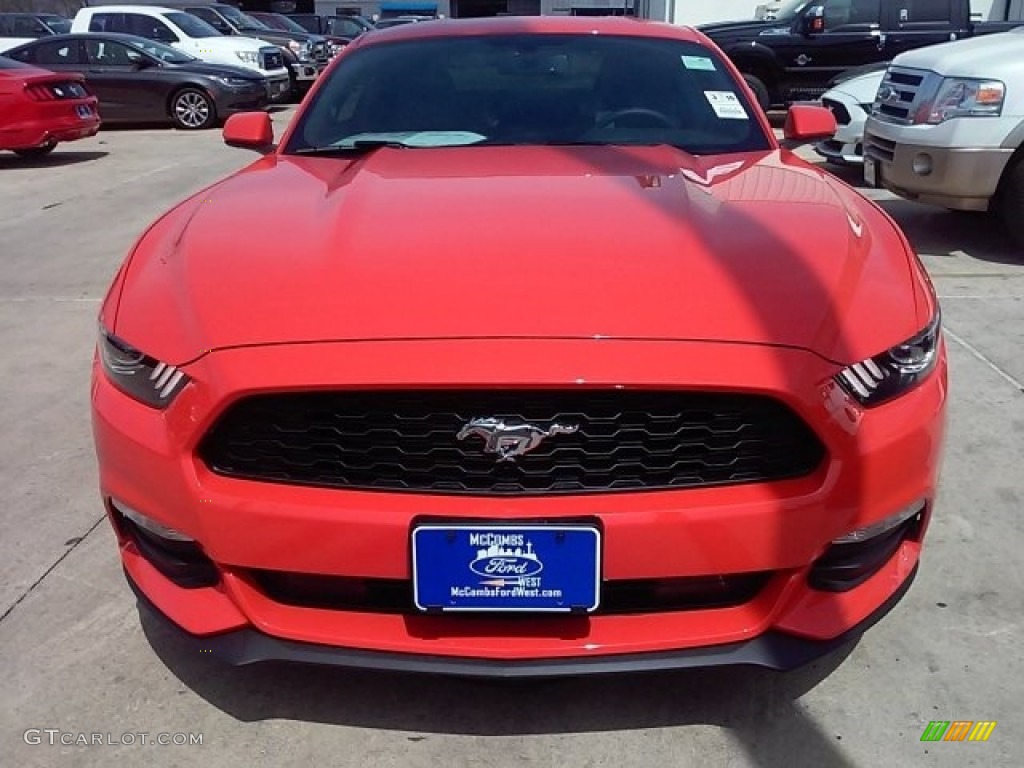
(5, 34, 268, 129)
(249, 12, 350, 57)
(177, 3, 328, 97)
(287, 13, 374, 39)
(0, 12, 72, 52)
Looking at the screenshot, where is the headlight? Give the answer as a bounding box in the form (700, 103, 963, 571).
(235, 50, 259, 65)
(288, 39, 311, 60)
(98, 328, 189, 408)
(210, 75, 254, 87)
(835, 313, 941, 406)
(916, 78, 1005, 124)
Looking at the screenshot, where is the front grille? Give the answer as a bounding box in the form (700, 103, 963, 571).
(864, 130, 896, 163)
(822, 97, 851, 125)
(199, 391, 825, 495)
(871, 67, 927, 124)
(312, 41, 328, 61)
(260, 48, 283, 70)
(248, 569, 773, 615)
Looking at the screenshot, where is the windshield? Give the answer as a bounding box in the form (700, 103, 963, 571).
(772, 0, 811, 21)
(219, 6, 267, 29)
(133, 38, 195, 63)
(261, 13, 308, 33)
(287, 34, 771, 156)
(165, 12, 221, 38)
(41, 16, 71, 34)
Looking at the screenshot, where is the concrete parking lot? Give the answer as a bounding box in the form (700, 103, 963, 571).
(1, 110, 1022, 768)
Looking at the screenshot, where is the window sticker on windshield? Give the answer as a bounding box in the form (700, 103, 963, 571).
(704, 91, 749, 120)
(681, 55, 716, 71)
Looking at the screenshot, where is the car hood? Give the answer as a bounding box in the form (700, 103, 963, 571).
(827, 70, 884, 102)
(698, 19, 781, 42)
(892, 29, 1024, 79)
(114, 145, 927, 366)
(238, 26, 322, 45)
(187, 36, 268, 53)
(165, 60, 263, 79)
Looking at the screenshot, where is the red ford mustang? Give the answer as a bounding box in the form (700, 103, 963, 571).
(92, 17, 947, 677)
(0, 56, 99, 158)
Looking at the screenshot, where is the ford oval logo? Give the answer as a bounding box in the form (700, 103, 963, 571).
(470, 555, 544, 578)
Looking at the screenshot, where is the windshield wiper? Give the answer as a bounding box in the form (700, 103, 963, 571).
(291, 139, 412, 157)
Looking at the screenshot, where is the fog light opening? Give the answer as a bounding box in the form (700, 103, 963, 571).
(833, 500, 926, 545)
(111, 499, 193, 542)
(912, 153, 933, 176)
(109, 498, 219, 589)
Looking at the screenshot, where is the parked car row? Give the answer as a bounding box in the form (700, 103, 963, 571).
(812, 27, 1024, 248)
(0, 3, 383, 104)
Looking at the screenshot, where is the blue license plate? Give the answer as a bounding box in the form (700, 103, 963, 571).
(412, 524, 601, 613)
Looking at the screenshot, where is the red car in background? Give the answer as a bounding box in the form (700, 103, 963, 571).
(92, 18, 947, 678)
(0, 55, 99, 158)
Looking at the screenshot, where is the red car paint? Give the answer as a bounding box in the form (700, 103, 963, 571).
(0, 59, 99, 155)
(92, 17, 947, 673)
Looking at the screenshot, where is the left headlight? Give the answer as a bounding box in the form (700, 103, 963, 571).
(210, 75, 255, 88)
(288, 39, 311, 60)
(916, 78, 1005, 125)
(835, 312, 941, 407)
(98, 328, 189, 408)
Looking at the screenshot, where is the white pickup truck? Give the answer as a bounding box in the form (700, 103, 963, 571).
(863, 28, 1024, 247)
(71, 5, 291, 101)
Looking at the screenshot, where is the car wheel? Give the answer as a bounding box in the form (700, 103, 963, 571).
(13, 142, 56, 158)
(997, 158, 1024, 250)
(742, 73, 771, 112)
(171, 88, 217, 130)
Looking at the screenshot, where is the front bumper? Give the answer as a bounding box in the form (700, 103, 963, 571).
(265, 75, 292, 103)
(290, 61, 323, 84)
(211, 82, 269, 115)
(864, 119, 1014, 210)
(93, 338, 946, 671)
(130, 563, 918, 677)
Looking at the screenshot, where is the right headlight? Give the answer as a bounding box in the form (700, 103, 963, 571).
(235, 50, 259, 65)
(98, 328, 189, 409)
(915, 78, 1005, 124)
(835, 312, 941, 407)
(210, 75, 254, 88)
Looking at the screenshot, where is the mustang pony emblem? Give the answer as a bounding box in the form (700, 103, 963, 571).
(457, 417, 579, 462)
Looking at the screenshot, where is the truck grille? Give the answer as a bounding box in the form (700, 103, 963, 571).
(870, 67, 927, 125)
(822, 97, 850, 125)
(198, 390, 825, 496)
(259, 47, 283, 70)
(311, 41, 328, 62)
(864, 131, 896, 163)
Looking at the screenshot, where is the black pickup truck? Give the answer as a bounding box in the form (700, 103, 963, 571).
(701, 0, 1023, 109)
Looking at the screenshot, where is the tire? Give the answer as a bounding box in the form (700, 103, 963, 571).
(742, 73, 771, 113)
(996, 157, 1024, 250)
(13, 142, 56, 158)
(170, 88, 217, 130)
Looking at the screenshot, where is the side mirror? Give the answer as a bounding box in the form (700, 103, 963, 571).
(223, 112, 275, 153)
(801, 5, 826, 35)
(781, 105, 837, 146)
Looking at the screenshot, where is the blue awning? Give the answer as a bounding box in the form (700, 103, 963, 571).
(379, 2, 438, 10)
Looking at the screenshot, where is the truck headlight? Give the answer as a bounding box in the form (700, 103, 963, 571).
(288, 39, 311, 60)
(235, 50, 259, 65)
(835, 313, 941, 406)
(917, 78, 1004, 124)
(98, 328, 189, 408)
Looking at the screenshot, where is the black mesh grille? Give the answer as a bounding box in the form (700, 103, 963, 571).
(247, 569, 773, 615)
(198, 391, 824, 496)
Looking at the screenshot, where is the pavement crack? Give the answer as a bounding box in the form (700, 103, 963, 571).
(0, 513, 107, 625)
(945, 327, 1024, 394)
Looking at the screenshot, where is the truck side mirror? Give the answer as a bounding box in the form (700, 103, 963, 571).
(801, 5, 826, 35)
